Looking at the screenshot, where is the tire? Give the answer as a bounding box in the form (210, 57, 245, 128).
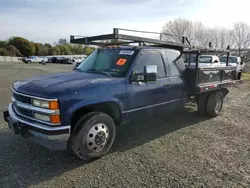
(70, 112, 116, 161)
(206, 91, 224, 117)
(197, 93, 209, 116)
(27, 60, 31, 64)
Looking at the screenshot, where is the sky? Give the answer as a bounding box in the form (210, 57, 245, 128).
(0, 0, 249, 43)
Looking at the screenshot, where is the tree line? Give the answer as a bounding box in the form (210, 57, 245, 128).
(161, 19, 250, 55)
(0, 37, 95, 57)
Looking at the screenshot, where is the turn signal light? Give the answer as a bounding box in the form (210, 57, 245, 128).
(50, 114, 61, 123)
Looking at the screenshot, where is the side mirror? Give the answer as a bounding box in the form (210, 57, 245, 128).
(213, 60, 219, 63)
(131, 65, 157, 82)
(144, 65, 157, 74)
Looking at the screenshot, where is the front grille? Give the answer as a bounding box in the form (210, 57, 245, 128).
(14, 105, 33, 118)
(13, 92, 32, 104)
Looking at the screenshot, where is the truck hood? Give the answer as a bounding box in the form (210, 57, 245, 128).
(13, 71, 124, 97)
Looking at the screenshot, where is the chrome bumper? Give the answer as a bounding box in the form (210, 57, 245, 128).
(4, 103, 71, 146)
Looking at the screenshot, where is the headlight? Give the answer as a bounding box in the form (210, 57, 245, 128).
(32, 99, 59, 110)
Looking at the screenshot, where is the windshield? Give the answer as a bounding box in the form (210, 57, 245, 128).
(199, 56, 212, 63)
(219, 56, 237, 63)
(76, 48, 137, 77)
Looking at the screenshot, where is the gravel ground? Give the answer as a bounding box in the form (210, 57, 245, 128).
(0, 62, 250, 188)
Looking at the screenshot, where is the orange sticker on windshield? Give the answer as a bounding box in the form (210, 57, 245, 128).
(116, 58, 127, 66)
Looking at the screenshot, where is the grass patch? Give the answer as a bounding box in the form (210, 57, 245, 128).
(242, 72, 250, 81)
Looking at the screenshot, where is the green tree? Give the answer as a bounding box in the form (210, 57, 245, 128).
(0, 40, 7, 48)
(71, 44, 84, 54)
(48, 46, 61, 55)
(58, 38, 67, 44)
(44, 43, 52, 48)
(58, 44, 71, 55)
(5, 45, 22, 56)
(33, 43, 49, 56)
(84, 46, 94, 55)
(8, 37, 35, 56)
(0, 48, 9, 56)
(34, 43, 43, 55)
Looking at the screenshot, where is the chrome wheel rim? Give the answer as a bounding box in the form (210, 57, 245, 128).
(86, 123, 109, 152)
(215, 96, 222, 113)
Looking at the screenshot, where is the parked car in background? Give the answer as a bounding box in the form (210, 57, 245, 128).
(219, 55, 245, 79)
(219, 55, 244, 69)
(47, 57, 57, 63)
(47, 57, 74, 64)
(73, 61, 82, 70)
(73, 56, 86, 63)
(185, 55, 221, 68)
(22, 56, 47, 65)
(72, 56, 86, 70)
(18, 57, 25, 62)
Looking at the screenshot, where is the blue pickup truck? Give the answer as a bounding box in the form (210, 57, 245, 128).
(3, 29, 241, 161)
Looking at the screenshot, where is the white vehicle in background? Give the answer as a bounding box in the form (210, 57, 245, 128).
(73, 56, 87, 63)
(185, 55, 221, 68)
(219, 55, 244, 71)
(72, 56, 87, 70)
(23, 56, 48, 65)
(219, 55, 245, 79)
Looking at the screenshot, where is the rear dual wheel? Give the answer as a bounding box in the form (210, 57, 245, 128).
(206, 92, 223, 117)
(197, 91, 224, 117)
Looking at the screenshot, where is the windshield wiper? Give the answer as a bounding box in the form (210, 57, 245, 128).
(85, 69, 112, 77)
(101, 71, 112, 77)
(74, 68, 82, 71)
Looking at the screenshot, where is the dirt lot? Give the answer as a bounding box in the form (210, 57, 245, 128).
(0, 62, 250, 188)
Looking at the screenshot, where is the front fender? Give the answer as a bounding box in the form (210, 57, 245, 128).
(65, 97, 124, 125)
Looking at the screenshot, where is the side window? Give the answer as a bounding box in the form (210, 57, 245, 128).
(134, 50, 166, 78)
(163, 50, 184, 77)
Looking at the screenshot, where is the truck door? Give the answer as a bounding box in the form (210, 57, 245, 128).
(125, 50, 171, 120)
(162, 50, 186, 110)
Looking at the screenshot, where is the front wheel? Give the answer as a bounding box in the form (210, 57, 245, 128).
(70, 112, 116, 161)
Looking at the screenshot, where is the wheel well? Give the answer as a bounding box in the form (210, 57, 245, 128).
(197, 88, 229, 100)
(70, 102, 122, 129)
(219, 88, 229, 98)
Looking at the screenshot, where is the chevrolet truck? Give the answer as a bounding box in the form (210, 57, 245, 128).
(3, 28, 241, 161)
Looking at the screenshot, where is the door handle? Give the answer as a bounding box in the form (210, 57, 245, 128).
(164, 83, 170, 87)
